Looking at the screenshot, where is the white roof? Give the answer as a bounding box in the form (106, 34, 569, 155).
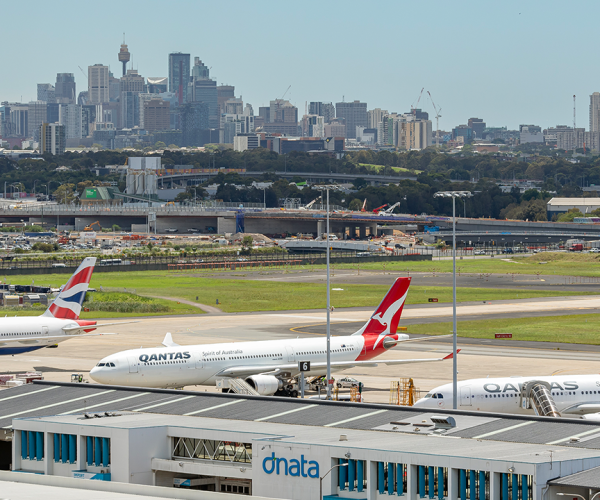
(547, 197, 600, 206)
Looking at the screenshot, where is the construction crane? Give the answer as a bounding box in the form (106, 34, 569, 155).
(379, 201, 402, 215)
(78, 66, 88, 80)
(360, 198, 368, 212)
(372, 203, 388, 214)
(427, 91, 442, 148)
(299, 195, 322, 210)
(411, 88, 425, 113)
(275, 85, 292, 113)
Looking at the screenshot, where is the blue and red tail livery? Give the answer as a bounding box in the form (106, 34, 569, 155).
(43, 257, 96, 319)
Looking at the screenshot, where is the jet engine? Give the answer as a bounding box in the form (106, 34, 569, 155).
(245, 375, 283, 395)
(581, 413, 600, 421)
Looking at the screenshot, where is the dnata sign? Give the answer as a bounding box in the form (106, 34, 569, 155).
(262, 452, 319, 478)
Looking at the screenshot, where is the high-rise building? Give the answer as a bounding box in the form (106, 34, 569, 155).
(27, 101, 47, 140)
(309, 102, 335, 123)
(55, 73, 76, 103)
(120, 70, 145, 93)
(37, 84, 55, 103)
(590, 93, 600, 133)
(147, 77, 168, 94)
(217, 85, 235, 116)
(368, 108, 388, 129)
(1, 103, 28, 137)
(403, 120, 432, 150)
(324, 119, 346, 138)
(222, 114, 255, 143)
(47, 103, 60, 124)
(88, 64, 109, 104)
(224, 98, 244, 115)
(303, 115, 325, 138)
(188, 78, 218, 128)
(39, 123, 65, 155)
(143, 99, 170, 132)
(258, 106, 270, 123)
(519, 125, 544, 144)
(58, 104, 83, 139)
(120, 92, 139, 129)
(168, 53, 190, 105)
(335, 101, 367, 139)
(179, 102, 209, 146)
(468, 118, 486, 139)
(191, 57, 210, 79)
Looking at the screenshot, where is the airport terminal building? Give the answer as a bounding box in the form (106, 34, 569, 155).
(4, 382, 600, 500)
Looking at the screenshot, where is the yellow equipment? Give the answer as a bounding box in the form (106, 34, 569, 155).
(84, 221, 101, 231)
(390, 378, 419, 406)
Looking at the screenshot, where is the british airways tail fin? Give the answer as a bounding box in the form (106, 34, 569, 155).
(352, 277, 411, 336)
(42, 257, 96, 319)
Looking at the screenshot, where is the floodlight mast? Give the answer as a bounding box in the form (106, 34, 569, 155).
(433, 191, 472, 409)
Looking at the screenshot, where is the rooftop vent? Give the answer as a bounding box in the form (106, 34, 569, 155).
(430, 416, 456, 430)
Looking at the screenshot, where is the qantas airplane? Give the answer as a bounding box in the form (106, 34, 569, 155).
(414, 375, 600, 420)
(90, 277, 454, 395)
(0, 257, 122, 355)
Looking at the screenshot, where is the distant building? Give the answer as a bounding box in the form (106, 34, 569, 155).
(37, 84, 55, 103)
(191, 57, 210, 79)
(468, 118, 486, 139)
(335, 101, 367, 139)
(168, 53, 190, 105)
(309, 102, 335, 123)
(55, 73, 76, 103)
(233, 133, 260, 152)
(224, 98, 244, 115)
(27, 101, 47, 140)
(303, 115, 325, 138)
(147, 77, 168, 94)
(143, 99, 170, 132)
(120, 91, 140, 129)
(88, 64, 109, 104)
(217, 85, 235, 117)
(46, 103, 59, 124)
(402, 120, 432, 150)
(452, 124, 472, 143)
(263, 101, 299, 135)
(222, 114, 254, 143)
(519, 124, 544, 144)
(258, 106, 270, 124)
(179, 102, 209, 146)
(367, 108, 387, 129)
(324, 119, 346, 138)
(188, 78, 218, 129)
(58, 104, 83, 139)
(39, 122, 65, 155)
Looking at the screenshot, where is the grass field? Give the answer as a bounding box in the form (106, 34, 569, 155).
(358, 163, 422, 174)
(408, 314, 600, 345)
(4, 270, 596, 314)
(331, 252, 600, 278)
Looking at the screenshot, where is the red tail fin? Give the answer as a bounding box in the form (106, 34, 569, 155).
(353, 277, 411, 336)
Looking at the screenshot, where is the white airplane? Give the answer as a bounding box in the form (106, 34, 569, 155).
(414, 375, 600, 420)
(90, 277, 455, 395)
(0, 257, 122, 355)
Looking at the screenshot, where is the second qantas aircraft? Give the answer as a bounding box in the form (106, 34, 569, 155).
(91, 277, 453, 395)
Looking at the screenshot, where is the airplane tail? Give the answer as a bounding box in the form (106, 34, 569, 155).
(42, 257, 96, 320)
(352, 277, 411, 336)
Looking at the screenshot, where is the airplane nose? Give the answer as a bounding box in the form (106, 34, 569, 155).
(89, 367, 106, 383)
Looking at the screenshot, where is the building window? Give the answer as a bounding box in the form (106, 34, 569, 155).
(20, 431, 44, 461)
(53, 433, 76, 464)
(172, 437, 252, 463)
(86, 436, 110, 467)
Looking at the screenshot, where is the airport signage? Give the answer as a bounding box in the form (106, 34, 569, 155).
(495, 333, 512, 339)
(428, 298, 438, 302)
(298, 361, 310, 372)
(262, 452, 319, 478)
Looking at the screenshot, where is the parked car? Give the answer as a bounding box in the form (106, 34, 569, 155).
(474, 250, 485, 255)
(164, 228, 178, 233)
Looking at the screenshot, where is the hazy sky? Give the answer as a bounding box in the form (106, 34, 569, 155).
(3, 0, 599, 131)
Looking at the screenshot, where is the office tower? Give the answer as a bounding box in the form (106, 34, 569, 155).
(168, 53, 190, 105)
(224, 98, 243, 115)
(309, 102, 335, 123)
(244, 103, 254, 116)
(37, 84, 55, 103)
(191, 57, 210, 79)
(27, 101, 47, 140)
(120, 92, 139, 129)
(143, 99, 170, 132)
(1, 103, 28, 137)
(258, 106, 270, 123)
(368, 108, 387, 129)
(188, 78, 218, 128)
(120, 69, 144, 93)
(179, 102, 209, 146)
(590, 93, 600, 132)
(519, 125, 544, 144)
(468, 118, 486, 139)
(58, 104, 83, 139)
(403, 120, 432, 150)
(335, 101, 367, 139)
(47, 103, 60, 124)
(88, 64, 109, 104)
(39, 123, 65, 154)
(147, 77, 168, 94)
(55, 73, 76, 103)
(304, 115, 325, 138)
(218, 85, 235, 116)
(118, 43, 131, 77)
(324, 119, 346, 138)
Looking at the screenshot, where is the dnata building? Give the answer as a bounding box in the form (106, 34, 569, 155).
(4, 382, 600, 500)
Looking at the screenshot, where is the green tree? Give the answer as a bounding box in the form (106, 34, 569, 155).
(112, 224, 121, 232)
(53, 183, 77, 204)
(557, 208, 584, 222)
(521, 189, 540, 201)
(91, 143, 103, 150)
(240, 235, 253, 255)
(348, 198, 364, 211)
(155, 141, 167, 149)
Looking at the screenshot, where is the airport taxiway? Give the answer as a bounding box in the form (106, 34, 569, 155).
(2, 294, 600, 403)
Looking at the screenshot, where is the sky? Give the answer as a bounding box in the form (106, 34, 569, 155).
(3, 0, 600, 131)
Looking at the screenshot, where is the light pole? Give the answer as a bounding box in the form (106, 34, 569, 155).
(320, 462, 348, 500)
(433, 190, 472, 409)
(316, 184, 338, 399)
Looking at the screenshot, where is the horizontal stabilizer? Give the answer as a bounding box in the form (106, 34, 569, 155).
(62, 320, 139, 333)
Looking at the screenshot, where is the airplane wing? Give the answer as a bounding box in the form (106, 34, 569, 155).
(216, 352, 457, 379)
(0, 333, 117, 347)
(561, 403, 600, 416)
(62, 321, 139, 333)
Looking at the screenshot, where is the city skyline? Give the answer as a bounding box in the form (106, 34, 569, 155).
(3, 0, 600, 130)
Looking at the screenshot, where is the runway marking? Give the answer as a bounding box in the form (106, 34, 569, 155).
(324, 409, 388, 427)
(546, 428, 600, 445)
(269, 314, 358, 322)
(2, 390, 116, 428)
(0, 386, 58, 403)
(184, 399, 245, 416)
(255, 404, 318, 422)
(290, 322, 360, 335)
(133, 395, 196, 412)
(59, 393, 147, 414)
(473, 421, 535, 439)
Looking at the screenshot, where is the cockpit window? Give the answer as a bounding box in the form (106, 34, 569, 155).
(97, 363, 105, 367)
(436, 393, 444, 399)
(109, 363, 115, 367)
(425, 393, 432, 398)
